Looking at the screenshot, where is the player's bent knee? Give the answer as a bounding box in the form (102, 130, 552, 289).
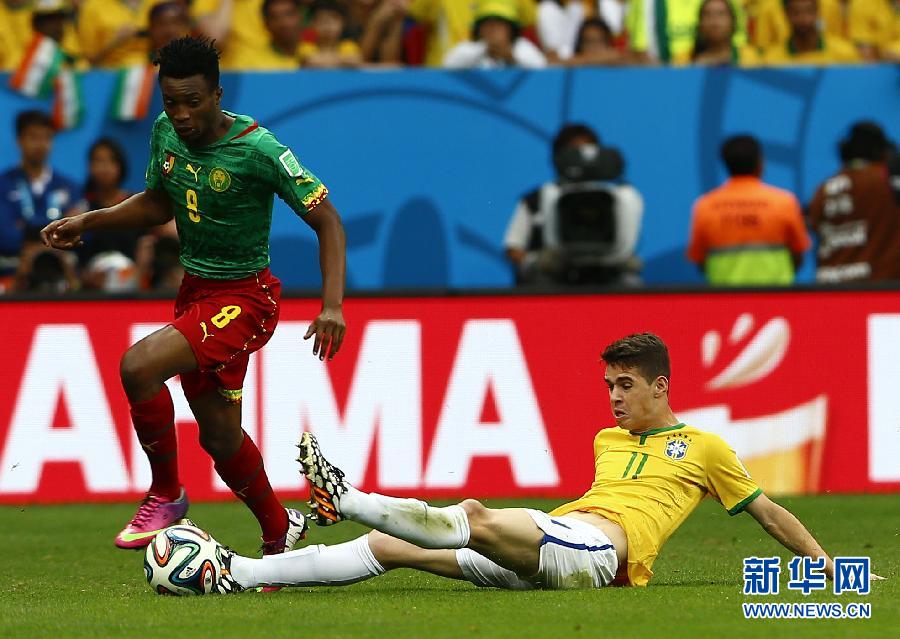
(119, 347, 154, 399)
(459, 499, 487, 521)
(459, 499, 495, 544)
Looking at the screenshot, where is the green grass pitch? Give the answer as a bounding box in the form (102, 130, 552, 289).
(1, 495, 897, 638)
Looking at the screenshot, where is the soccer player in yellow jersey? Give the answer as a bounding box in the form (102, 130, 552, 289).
(184, 332, 868, 594)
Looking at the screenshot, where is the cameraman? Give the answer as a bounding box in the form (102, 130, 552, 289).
(504, 123, 643, 286)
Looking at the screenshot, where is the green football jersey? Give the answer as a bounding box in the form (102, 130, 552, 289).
(145, 111, 328, 279)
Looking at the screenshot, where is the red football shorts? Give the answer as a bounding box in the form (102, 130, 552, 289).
(171, 268, 282, 403)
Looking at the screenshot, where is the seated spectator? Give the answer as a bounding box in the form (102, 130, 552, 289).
(14, 240, 79, 293)
(148, 1, 192, 56)
(626, 0, 748, 64)
(68, 138, 143, 266)
(762, 0, 860, 65)
(504, 123, 643, 286)
(78, 0, 155, 68)
(751, 0, 892, 61)
(444, 0, 546, 69)
(233, 0, 304, 69)
(195, 0, 270, 70)
(299, 1, 363, 68)
(687, 135, 810, 286)
(135, 234, 184, 291)
(0, 0, 82, 71)
(686, 0, 761, 66)
(537, 0, 585, 62)
(0, 111, 79, 281)
(356, 0, 408, 64)
(408, 0, 536, 67)
(566, 17, 630, 66)
(808, 122, 900, 283)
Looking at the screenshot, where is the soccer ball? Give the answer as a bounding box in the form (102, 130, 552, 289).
(144, 523, 224, 596)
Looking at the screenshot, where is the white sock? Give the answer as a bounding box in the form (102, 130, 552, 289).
(340, 487, 471, 549)
(230, 535, 385, 589)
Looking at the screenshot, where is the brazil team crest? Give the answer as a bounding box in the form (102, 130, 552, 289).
(162, 151, 176, 177)
(665, 437, 689, 460)
(209, 167, 231, 192)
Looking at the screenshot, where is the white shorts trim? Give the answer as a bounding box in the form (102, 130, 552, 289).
(454, 509, 619, 590)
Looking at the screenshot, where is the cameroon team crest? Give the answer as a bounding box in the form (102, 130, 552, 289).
(209, 167, 231, 192)
(162, 151, 176, 177)
(665, 437, 689, 460)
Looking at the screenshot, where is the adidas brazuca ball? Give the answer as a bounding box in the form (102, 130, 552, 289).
(144, 524, 224, 596)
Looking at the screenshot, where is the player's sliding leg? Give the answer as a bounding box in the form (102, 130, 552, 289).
(189, 390, 307, 557)
(298, 433, 543, 577)
(115, 327, 197, 549)
(225, 531, 467, 591)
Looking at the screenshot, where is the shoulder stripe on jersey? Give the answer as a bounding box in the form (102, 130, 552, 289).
(231, 122, 259, 141)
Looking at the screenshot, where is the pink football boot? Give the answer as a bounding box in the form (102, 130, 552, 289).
(115, 488, 189, 549)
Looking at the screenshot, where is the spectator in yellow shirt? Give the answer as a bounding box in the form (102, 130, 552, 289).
(236, 0, 305, 69)
(78, 0, 155, 68)
(1, 0, 82, 71)
(299, 1, 362, 68)
(0, 1, 35, 71)
(407, 0, 536, 67)
(148, 1, 192, 57)
(763, 0, 859, 64)
(194, 0, 271, 70)
(751, 0, 891, 60)
(683, 0, 762, 66)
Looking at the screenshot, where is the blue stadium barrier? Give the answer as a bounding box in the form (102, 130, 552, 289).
(1, 66, 898, 289)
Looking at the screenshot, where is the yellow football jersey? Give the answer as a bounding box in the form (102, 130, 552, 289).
(551, 423, 761, 587)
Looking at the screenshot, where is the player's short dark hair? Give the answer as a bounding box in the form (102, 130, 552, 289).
(262, 0, 301, 18)
(552, 124, 600, 158)
(154, 36, 220, 90)
(721, 135, 761, 176)
(15, 110, 54, 136)
(602, 333, 671, 383)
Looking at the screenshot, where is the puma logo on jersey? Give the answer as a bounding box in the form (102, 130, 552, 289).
(200, 321, 214, 342)
(186, 163, 202, 182)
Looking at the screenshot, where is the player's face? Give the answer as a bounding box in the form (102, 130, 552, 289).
(698, 0, 734, 44)
(160, 75, 222, 146)
(17, 124, 53, 167)
(786, 0, 818, 34)
(604, 364, 664, 431)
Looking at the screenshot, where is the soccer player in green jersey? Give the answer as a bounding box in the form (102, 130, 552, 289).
(41, 37, 346, 568)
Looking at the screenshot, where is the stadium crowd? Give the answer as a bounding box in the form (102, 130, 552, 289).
(0, 0, 899, 72)
(1, 0, 899, 294)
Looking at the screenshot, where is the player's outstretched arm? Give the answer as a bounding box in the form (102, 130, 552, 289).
(302, 198, 347, 360)
(41, 188, 173, 250)
(745, 493, 835, 579)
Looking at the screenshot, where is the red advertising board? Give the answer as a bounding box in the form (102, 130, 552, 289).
(1, 291, 899, 504)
